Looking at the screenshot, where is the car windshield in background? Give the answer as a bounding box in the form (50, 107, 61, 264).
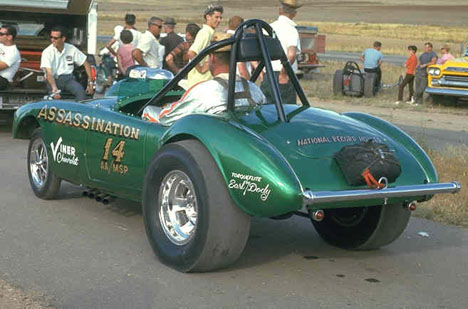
(0, 21, 45, 37)
(0, 0, 69, 9)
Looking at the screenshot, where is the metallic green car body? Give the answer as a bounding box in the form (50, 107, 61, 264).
(13, 75, 439, 217)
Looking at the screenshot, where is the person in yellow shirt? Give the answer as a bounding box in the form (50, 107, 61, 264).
(186, 3, 223, 87)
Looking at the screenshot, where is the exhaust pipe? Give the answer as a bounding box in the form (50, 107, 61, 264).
(95, 193, 105, 203)
(87, 189, 98, 199)
(102, 195, 114, 205)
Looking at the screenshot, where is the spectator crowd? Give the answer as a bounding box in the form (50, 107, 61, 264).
(0, 0, 461, 106)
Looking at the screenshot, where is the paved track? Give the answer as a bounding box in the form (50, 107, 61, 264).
(0, 127, 467, 308)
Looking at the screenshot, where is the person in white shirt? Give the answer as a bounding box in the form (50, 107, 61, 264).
(105, 14, 140, 57)
(40, 26, 94, 101)
(132, 17, 164, 69)
(0, 24, 20, 90)
(261, 0, 302, 105)
(142, 32, 265, 126)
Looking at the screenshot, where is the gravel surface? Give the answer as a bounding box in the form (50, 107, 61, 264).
(0, 279, 52, 309)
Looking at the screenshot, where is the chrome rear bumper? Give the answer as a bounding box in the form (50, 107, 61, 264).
(303, 182, 461, 206)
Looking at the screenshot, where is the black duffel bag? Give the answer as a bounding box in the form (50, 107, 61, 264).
(334, 140, 401, 188)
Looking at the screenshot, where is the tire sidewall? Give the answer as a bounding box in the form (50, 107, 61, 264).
(27, 128, 60, 199)
(364, 73, 377, 97)
(142, 144, 209, 272)
(312, 205, 382, 249)
(333, 70, 344, 95)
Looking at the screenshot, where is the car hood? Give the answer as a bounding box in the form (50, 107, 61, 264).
(237, 105, 427, 190)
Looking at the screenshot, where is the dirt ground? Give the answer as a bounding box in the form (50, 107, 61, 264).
(0, 279, 52, 309)
(312, 99, 468, 136)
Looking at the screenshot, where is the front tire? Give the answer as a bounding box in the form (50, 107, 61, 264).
(27, 128, 61, 199)
(431, 95, 458, 106)
(311, 203, 411, 250)
(143, 140, 251, 272)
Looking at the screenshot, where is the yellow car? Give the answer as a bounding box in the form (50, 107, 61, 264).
(426, 49, 468, 103)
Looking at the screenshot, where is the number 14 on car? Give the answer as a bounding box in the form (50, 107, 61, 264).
(100, 138, 129, 175)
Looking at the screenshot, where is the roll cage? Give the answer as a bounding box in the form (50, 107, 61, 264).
(138, 19, 310, 122)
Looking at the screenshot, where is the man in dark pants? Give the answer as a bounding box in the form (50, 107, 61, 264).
(261, 0, 303, 105)
(40, 26, 94, 101)
(361, 41, 383, 89)
(160, 17, 183, 70)
(414, 42, 437, 105)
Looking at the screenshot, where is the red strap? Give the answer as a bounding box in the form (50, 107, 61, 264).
(361, 168, 385, 189)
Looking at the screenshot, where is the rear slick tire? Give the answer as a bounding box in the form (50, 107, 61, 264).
(311, 203, 411, 250)
(363, 73, 377, 97)
(142, 140, 251, 272)
(333, 69, 344, 95)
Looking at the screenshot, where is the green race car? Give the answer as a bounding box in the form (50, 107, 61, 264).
(12, 20, 460, 272)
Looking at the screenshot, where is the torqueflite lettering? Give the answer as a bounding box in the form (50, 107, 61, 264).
(37, 105, 140, 140)
(228, 172, 271, 201)
(228, 179, 271, 202)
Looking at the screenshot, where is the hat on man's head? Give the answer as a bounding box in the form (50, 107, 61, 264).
(279, 0, 303, 9)
(164, 17, 176, 25)
(211, 32, 232, 52)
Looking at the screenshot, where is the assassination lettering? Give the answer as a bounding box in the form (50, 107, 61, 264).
(37, 106, 140, 140)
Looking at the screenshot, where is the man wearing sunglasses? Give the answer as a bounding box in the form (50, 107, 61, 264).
(0, 24, 20, 90)
(133, 17, 164, 69)
(40, 26, 94, 101)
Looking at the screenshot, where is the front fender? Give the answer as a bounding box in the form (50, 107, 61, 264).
(344, 112, 437, 183)
(160, 114, 303, 217)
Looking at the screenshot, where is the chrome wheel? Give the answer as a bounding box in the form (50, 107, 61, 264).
(158, 170, 198, 246)
(29, 138, 48, 189)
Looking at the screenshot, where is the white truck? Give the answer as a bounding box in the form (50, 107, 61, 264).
(0, 0, 97, 123)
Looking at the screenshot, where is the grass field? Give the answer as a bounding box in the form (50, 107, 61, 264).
(301, 61, 415, 104)
(416, 147, 468, 227)
(97, 0, 468, 56)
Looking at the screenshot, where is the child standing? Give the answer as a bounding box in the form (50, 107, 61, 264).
(396, 45, 418, 104)
(117, 30, 135, 78)
(437, 44, 454, 65)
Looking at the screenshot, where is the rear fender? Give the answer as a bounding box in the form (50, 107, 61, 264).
(344, 112, 437, 183)
(160, 114, 303, 217)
